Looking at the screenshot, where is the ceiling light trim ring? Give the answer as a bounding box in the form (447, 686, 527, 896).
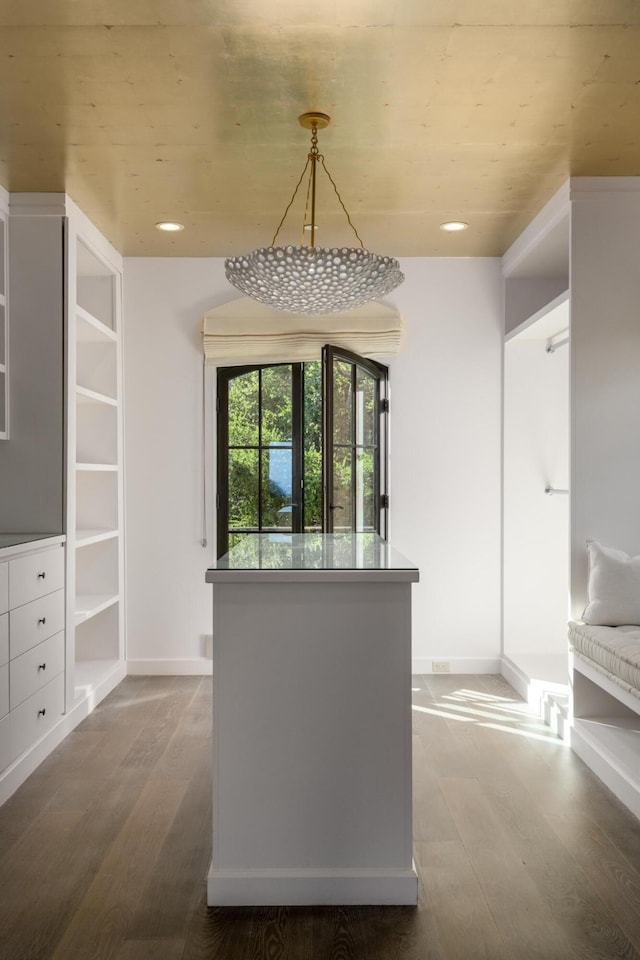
(155, 220, 185, 232)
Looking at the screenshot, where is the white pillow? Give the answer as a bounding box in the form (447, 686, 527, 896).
(582, 539, 640, 626)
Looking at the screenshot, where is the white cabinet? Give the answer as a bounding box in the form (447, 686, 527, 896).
(9, 548, 64, 608)
(10, 672, 65, 761)
(9, 590, 65, 661)
(10, 631, 65, 710)
(0, 540, 66, 774)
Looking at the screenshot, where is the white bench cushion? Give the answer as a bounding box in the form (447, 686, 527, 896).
(569, 620, 640, 699)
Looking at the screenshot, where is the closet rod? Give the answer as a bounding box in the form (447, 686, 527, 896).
(545, 335, 569, 354)
(545, 485, 569, 496)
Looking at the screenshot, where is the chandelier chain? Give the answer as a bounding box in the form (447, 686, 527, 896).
(319, 156, 365, 250)
(301, 160, 314, 245)
(271, 121, 365, 250)
(271, 156, 311, 247)
(309, 123, 320, 156)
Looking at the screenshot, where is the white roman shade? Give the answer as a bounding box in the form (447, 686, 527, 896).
(201, 297, 403, 366)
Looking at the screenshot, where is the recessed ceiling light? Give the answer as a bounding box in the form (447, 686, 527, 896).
(155, 220, 184, 232)
(440, 221, 469, 232)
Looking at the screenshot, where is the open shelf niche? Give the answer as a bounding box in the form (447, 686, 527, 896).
(66, 222, 125, 708)
(501, 184, 571, 722)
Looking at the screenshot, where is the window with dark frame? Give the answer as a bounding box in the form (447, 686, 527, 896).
(216, 347, 388, 558)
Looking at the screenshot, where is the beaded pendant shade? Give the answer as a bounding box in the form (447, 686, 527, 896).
(225, 112, 404, 315)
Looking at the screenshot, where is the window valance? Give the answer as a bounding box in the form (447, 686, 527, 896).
(201, 297, 403, 366)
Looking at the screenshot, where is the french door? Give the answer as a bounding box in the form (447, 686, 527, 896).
(216, 346, 388, 557)
(322, 346, 388, 535)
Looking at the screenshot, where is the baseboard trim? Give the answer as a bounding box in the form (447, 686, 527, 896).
(127, 658, 213, 676)
(132, 657, 500, 678)
(500, 655, 529, 701)
(412, 657, 502, 675)
(571, 722, 640, 821)
(207, 863, 419, 906)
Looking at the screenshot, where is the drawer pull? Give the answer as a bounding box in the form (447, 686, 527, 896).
(38, 617, 46, 625)
(38, 708, 46, 717)
(38, 663, 46, 672)
(37, 572, 46, 580)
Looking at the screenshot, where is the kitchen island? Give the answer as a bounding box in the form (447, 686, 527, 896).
(205, 532, 419, 906)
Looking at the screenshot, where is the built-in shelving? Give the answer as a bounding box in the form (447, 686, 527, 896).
(74, 655, 121, 699)
(75, 529, 119, 547)
(75, 593, 119, 625)
(572, 654, 640, 820)
(76, 385, 117, 407)
(66, 225, 124, 707)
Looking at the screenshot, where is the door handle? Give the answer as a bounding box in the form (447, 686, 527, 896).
(329, 504, 344, 510)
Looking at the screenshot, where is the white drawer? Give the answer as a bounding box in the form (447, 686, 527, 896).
(0, 562, 7, 615)
(0, 711, 11, 772)
(10, 631, 64, 710)
(9, 589, 65, 660)
(0, 613, 7, 666)
(11, 671, 64, 760)
(0, 663, 7, 719)
(9, 546, 64, 609)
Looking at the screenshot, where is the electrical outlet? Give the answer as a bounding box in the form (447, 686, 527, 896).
(432, 660, 450, 674)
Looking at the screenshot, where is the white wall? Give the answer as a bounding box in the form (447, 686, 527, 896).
(503, 329, 569, 661)
(123, 256, 503, 674)
(571, 183, 640, 616)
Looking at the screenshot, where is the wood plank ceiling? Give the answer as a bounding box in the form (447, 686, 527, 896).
(0, 1, 639, 257)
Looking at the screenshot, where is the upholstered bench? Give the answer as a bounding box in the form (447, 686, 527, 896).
(569, 541, 640, 820)
(569, 621, 640, 704)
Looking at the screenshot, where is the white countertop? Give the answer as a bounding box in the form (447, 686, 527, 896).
(0, 533, 65, 560)
(206, 533, 419, 583)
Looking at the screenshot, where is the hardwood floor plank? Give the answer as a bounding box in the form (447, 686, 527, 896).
(0, 771, 59, 860)
(49, 778, 188, 960)
(346, 903, 446, 960)
(542, 806, 640, 951)
(181, 900, 260, 960)
(119, 680, 203, 775)
(114, 937, 185, 960)
(415, 839, 508, 960)
(0, 809, 83, 960)
(0, 773, 157, 960)
(438, 776, 583, 959)
(480, 768, 640, 958)
(127, 770, 213, 939)
(412, 735, 460, 843)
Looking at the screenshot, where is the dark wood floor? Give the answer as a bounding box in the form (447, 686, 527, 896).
(1, 673, 640, 960)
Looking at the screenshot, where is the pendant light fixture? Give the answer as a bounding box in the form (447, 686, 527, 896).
(225, 112, 404, 315)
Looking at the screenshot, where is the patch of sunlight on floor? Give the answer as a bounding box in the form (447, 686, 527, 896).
(412, 684, 567, 745)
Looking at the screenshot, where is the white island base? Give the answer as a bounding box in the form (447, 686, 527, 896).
(206, 534, 419, 906)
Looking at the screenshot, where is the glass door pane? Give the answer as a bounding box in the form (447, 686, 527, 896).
(322, 346, 388, 536)
(303, 361, 323, 531)
(218, 363, 300, 556)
